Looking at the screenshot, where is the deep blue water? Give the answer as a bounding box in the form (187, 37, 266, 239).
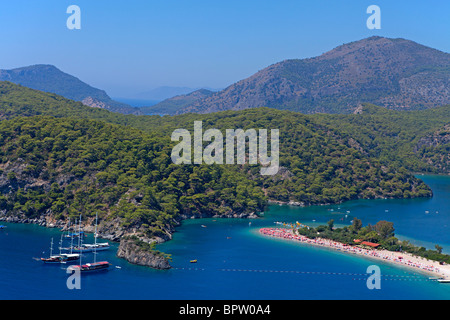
(1, 175, 450, 300)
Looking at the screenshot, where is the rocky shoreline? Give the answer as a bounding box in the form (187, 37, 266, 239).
(0, 209, 260, 270)
(0, 211, 63, 228)
(116, 238, 171, 270)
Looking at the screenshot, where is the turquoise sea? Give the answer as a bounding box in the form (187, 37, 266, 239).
(1, 175, 449, 300)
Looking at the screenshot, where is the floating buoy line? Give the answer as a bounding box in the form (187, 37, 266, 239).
(172, 267, 433, 281)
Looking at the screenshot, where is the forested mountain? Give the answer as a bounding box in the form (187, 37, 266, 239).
(1, 81, 447, 177)
(0, 116, 265, 241)
(0, 65, 140, 115)
(314, 104, 450, 174)
(177, 37, 450, 115)
(0, 81, 440, 212)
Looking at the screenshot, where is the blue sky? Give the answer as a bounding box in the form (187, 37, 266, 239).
(0, 0, 449, 97)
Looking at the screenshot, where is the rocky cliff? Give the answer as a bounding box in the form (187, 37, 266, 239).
(117, 237, 171, 269)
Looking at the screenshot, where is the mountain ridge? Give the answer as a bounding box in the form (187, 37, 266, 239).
(0, 64, 141, 115)
(177, 36, 450, 114)
(140, 88, 215, 115)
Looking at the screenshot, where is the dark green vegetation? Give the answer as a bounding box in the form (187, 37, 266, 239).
(122, 235, 172, 260)
(297, 219, 450, 264)
(0, 81, 448, 246)
(314, 104, 450, 174)
(136, 108, 433, 204)
(0, 116, 265, 240)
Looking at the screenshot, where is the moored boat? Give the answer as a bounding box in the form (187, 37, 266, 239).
(64, 231, 85, 238)
(59, 253, 80, 263)
(71, 242, 110, 253)
(68, 261, 111, 272)
(41, 236, 80, 264)
(68, 213, 110, 273)
(437, 279, 450, 283)
(40, 238, 62, 264)
(41, 255, 64, 264)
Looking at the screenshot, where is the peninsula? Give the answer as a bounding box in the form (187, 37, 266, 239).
(260, 219, 450, 281)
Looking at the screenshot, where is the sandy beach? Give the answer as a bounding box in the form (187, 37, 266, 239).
(260, 227, 450, 281)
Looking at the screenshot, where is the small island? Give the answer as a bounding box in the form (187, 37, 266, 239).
(117, 235, 172, 269)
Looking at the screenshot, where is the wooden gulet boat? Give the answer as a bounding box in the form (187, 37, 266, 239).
(68, 213, 111, 273)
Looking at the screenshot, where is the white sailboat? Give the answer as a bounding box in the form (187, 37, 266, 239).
(68, 213, 111, 272)
(71, 214, 110, 253)
(55, 218, 80, 264)
(41, 220, 81, 264)
(41, 237, 61, 264)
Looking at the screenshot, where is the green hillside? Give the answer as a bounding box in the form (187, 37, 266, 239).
(1, 80, 447, 264)
(0, 81, 438, 217)
(1, 80, 447, 179)
(0, 116, 265, 240)
(314, 104, 450, 173)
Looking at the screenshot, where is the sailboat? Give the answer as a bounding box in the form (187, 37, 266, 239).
(41, 224, 80, 264)
(55, 219, 80, 264)
(70, 215, 110, 253)
(41, 237, 63, 264)
(58, 231, 80, 263)
(68, 213, 111, 272)
(64, 231, 85, 238)
(71, 242, 110, 253)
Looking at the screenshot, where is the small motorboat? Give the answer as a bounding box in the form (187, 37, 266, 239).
(190, 260, 197, 263)
(437, 279, 450, 283)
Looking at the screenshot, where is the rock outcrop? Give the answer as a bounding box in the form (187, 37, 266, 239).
(116, 238, 171, 270)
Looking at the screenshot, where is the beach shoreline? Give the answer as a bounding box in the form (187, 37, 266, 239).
(259, 227, 450, 281)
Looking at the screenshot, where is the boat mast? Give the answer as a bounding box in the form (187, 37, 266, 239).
(78, 214, 82, 265)
(59, 233, 63, 256)
(49, 237, 54, 257)
(94, 212, 98, 264)
(69, 219, 74, 254)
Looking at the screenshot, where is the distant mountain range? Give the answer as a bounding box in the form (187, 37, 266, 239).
(177, 36, 450, 114)
(0, 64, 141, 115)
(133, 86, 220, 101)
(0, 65, 223, 115)
(2, 36, 448, 116)
(139, 89, 215, 115)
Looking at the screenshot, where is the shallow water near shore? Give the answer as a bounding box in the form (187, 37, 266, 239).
(1, 175, 450, 299)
